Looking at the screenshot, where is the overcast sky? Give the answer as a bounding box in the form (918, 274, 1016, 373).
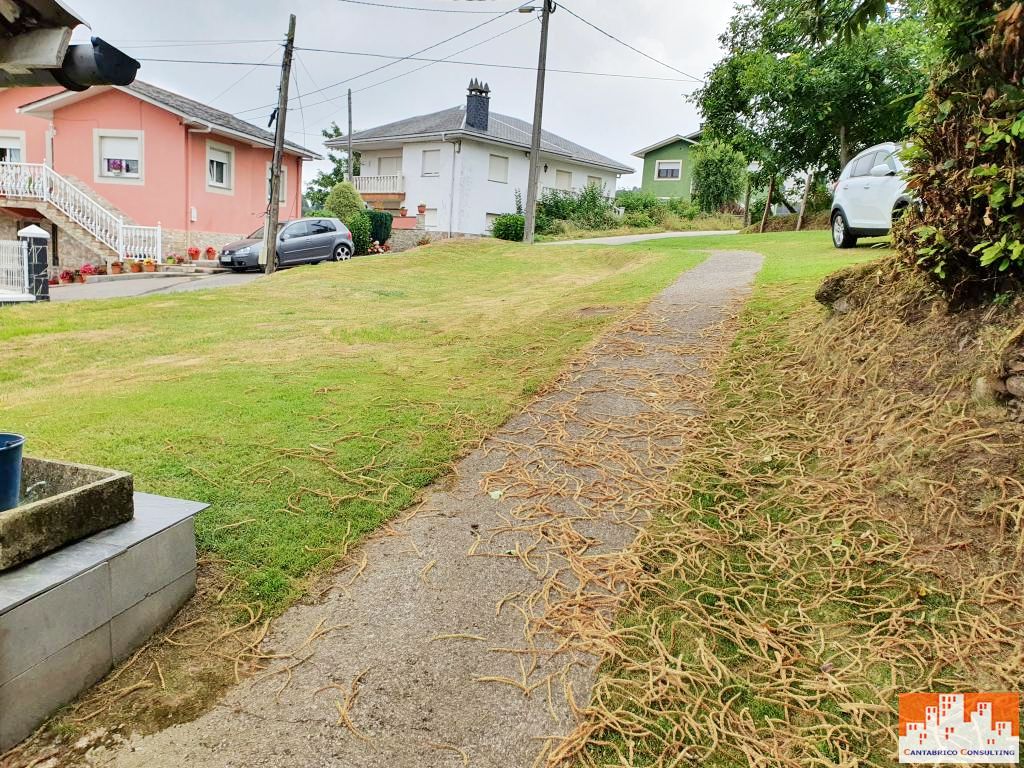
(68, 0, 734, 186)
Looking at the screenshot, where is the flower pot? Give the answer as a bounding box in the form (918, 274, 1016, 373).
(129, 262, 142, 273)
(417, 204, 427, 214)
(143, 264, 156, 273)
(400, 207, 408, 217)
(59, 277, 72, 285)
(111, 263, 123, 274)
(75, 275, 85, 283)
(0, 433, 25, 513)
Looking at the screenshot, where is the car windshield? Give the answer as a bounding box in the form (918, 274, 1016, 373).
(247, 222, 289, 240)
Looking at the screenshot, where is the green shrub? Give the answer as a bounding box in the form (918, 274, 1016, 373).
(492, 214, 525, 241)
(691, 140, 747, 214)
(345, 211, 372, 255)
(325, 182, 365, 222)
(537, 186, 617, 231)
(307, 209, 332, 219)
(616, 189, 662, 215)
(367, 210, 393, 244)
(624, 211, 656, 229)
(666, 198, 699, 219)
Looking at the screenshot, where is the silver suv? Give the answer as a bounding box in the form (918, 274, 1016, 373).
(220, 217, 355, 271)
(831, 142, 914, 249)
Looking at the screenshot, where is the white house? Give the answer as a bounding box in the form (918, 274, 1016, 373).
(326, 80, 633, 236)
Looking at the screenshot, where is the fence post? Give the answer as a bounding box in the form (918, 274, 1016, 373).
(117, 219, 124, 260)
(156, 222, 162, 264)
(41, 166, 50, 204)
(18, 224, 51, 302)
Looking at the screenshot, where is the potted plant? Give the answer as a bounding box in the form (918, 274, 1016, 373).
(110, 261, 122, 274)
(187, 246, 201, 261)
(58, 269, 73, 285)
(417, 202, 427, 214)
(47, 277, 58, 286)
(129, 260, 143, 273)
(143, 259, 156, 273)
(79, 263, 96, 282)
(166, 255, 177, 265)
(399, 206, 408, 217)
(205, 246, 218, 260)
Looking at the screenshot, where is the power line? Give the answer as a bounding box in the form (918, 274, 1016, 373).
(231, 4, 520, 116)
(138, 57, 278, 67)
(333, 0, 507, 12)
(208, 47, 282, 103)
(557, 3, 704, 83)
(116, 39, 280, 49)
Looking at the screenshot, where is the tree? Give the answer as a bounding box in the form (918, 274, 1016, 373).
(691, 140, 748, 213)
(694, 0, 931, 181)
(893, 0, 1024, 298)
(304, 122, 360, 211)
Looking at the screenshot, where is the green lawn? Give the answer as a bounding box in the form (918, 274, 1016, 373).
(2, 237, 712, 612)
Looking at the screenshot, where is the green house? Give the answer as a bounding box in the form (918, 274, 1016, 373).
(632, 131, 702, 200)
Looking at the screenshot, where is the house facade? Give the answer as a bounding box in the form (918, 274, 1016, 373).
(327, 81, 633, 236)
(0, 82, 318, 270)
(632, 132, 702, 200)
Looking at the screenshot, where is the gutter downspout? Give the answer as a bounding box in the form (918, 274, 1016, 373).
(185, 121, 213, 250)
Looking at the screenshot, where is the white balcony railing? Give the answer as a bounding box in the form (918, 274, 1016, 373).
(352, 174, 404, 195)
(0, 163, 162, 262)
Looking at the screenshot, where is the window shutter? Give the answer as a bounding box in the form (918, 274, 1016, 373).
(489, 154, 509, 183)
(422, 149, 440, 176)
(100, 136, 140, 161)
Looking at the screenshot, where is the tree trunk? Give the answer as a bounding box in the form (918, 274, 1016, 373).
(759, 176, 776, 234)
(743, 176, 752, 228)
(796, 170, 814, 231)
(839, 125, 850, 169)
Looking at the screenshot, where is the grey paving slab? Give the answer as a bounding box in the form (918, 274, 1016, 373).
(0, 623, 112, 750)
(0, 564, 111, 685)
(111, 569, 196, 664)
(109, 519, 196, 615)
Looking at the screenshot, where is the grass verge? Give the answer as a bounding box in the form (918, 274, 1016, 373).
(559, 238, 1024, 766)
(535, 214, 742, 242)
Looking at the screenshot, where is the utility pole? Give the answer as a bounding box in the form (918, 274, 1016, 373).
(263, 14, 296, 276)
(523, 0, 554, 245)
(347, 88, 354, 183)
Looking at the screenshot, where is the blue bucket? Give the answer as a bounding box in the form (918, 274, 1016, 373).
(0, 433, 25, 512)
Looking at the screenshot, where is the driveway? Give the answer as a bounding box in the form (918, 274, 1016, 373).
(545, 229, 739, 246)
(49, 272, 261, 302)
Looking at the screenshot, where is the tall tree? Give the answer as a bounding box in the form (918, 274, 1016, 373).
(304, 122, 360, 211)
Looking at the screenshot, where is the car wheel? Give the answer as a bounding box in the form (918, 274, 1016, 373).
(333, 243, 353, 261)
(831, 211, 857, 249)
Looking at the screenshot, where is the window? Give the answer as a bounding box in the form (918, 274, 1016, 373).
(425, 208, 439, 229)
(851, 152, 880, 177)
(280, 221, 311, 240)
(422, 149, 440, 177)
(95, 131, 143, 183)
(555, 169, 572, 190)
(207, 142, 234, 191)
(266, 162, 288, 206)
(488, 154, 509, 184)
(379, 155, 402, 175)
(655, 160, 681, 179)
(486, 212, 501, 231)
(310, 220, 336, 235)
(0, 134, 23, 163)
(586, 175, 603, 189)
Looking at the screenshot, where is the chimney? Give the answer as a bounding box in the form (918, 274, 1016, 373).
(466, 78, 490, 132)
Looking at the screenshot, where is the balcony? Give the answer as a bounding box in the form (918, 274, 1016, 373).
(352, 175, 404, 195)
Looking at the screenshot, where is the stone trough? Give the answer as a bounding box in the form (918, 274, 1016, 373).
(0, 458, 134, 572)
(0, 456, 206, 750)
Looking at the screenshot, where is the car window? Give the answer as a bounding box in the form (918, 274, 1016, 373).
(851, 153, 877, 177)
(281, 221, 311, 240)
(309, 220, 335, 235)
(879, 150, 898, 171)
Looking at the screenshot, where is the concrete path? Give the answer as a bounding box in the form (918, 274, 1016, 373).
(546, 229, 739, 246)
(50, 272, 260, 302)
(88, 251, 763, 768)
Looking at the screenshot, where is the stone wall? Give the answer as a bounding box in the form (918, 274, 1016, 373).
(162, 228, 246, 260)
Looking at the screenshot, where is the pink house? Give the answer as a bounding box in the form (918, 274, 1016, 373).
(0, 81, 319, 270)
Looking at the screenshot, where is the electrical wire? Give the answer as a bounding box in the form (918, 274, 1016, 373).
(333, 0, 507, 12)
(207, 47, 282, 103)
(557, 3, 705, 83)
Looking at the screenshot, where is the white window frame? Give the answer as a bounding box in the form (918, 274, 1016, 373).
(206, 140, 235, 194)
(586, 175, 603, 188)
(93, 129, 144, 185)
(0, 131, 26, 163)
(488, 154, 509, 184)
(655, 159, 682, 180)
(425, 207, 439, 229)
(421, 149, 440, 177)
(266, 161, 288, 207)
(554, 169, 573, 191)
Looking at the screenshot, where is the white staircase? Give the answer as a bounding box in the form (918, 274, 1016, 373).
(0, 163, 162, 262)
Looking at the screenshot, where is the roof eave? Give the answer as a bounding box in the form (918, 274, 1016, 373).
(632, 133, 700, 159)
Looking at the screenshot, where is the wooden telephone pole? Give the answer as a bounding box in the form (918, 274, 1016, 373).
(263, 14, 296, 276)
(347, 88, 354, 183)
(523, 0, 554, 245)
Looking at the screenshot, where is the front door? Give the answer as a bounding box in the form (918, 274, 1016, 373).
(277, 221, 313, 264)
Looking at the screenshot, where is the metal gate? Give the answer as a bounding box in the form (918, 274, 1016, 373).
(0, 240, 29, 297)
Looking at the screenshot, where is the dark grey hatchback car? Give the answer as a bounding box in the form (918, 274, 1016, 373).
(219, 217, 355, 272)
